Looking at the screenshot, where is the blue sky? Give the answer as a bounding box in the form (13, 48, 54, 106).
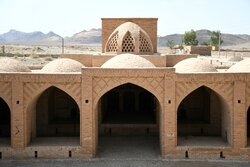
(0, 0, 249, 37)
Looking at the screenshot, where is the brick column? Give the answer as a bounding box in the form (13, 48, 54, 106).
(11, 81, 25, 149)
(81, 75, 95, 157)
(233, 81, 246, 150)
(161, 74, 176, 157)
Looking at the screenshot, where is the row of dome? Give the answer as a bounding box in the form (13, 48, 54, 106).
(0, 54, 250, 73)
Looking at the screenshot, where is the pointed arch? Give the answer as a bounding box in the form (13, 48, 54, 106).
(99, 82, 161, 109)
(24, 83, 81, 110)
(105, 31, 118, 53)
(176, 84, 232, 109)
(25, 84, 81, 145)
(94, 79, 163, 108)
(35, 86, 80, 137)
(139, 31, 153, 53)
(0, 97, 11, 145)
(99, 83, 159, 124)
(122, 31, 135, 53)
(96, 82, 162, 155)
(177, 85, 232, 146)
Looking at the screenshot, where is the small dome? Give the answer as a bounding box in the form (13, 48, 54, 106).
(41, 58, 84, 72)
(174, 58, 217, 73)
(227, 58, 250, 72)
(0, 58, 31, 72)
(101, 53, 155, 68)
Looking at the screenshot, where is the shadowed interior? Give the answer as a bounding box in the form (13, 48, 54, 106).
(177, 86, 231, 147)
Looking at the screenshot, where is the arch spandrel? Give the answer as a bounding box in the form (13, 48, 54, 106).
(23, 83, 81, 111)
(93, 77, 164, 107)
(176, 82, 233, 109)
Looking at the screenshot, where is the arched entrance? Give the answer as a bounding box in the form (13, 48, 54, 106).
(0, 97, 11, 146)
(247, 106, 250, 146)
(177, 86, 230, 147)
(97, 83, 160, 158)
(30, 86, 80, 146)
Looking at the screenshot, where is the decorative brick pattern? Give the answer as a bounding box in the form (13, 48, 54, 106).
(122, 32, 135, 53)
(176, 82, 233, 107)
(139, 31, 151, 53)
(246, 83, 250, 106)
(106, 32, 118, 52)
(23, 82, 81, 109)
(93, 77, 164, 106)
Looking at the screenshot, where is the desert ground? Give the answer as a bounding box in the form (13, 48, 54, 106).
(0, 44, 249, 68)
(0, 44, 101, 66)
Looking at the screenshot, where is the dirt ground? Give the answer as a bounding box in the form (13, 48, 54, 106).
(0, 158, 249, 167)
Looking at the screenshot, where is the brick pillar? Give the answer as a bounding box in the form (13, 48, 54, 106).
(81, 75, 95, 157)
(11, 81, 25, 149)
(161, 74, 176, 157)
(233, 81, 246, 150)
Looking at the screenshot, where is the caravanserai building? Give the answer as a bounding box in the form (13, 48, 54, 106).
(0, 18, 250, 159)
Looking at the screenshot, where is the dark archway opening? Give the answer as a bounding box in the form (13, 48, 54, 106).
(31, 86, 80, 146)
(98, 83, 160, 158)
(0, 98, 11, 146)
(177, 86, 230, 147)
(247, 106, 250, 146)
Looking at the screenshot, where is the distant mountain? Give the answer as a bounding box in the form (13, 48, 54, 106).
(160, 30, 250, 47)
(0, 29, 250, 47)
(0, 36, 6, 43)
(0, 29, 62, 45)
(65, 28, 101, 44)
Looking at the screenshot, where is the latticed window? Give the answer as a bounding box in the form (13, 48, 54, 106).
(106, 32, 118, 52)
(122, 32, 135, 52)
(139, 31, 151, 53)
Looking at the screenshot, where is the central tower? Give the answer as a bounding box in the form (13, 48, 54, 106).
(101, 18, 158, 54)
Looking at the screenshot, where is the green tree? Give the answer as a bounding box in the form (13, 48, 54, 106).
(210, 30, 223, 47)
(182, 29, 198, 46)
(166, 38, 175, 49)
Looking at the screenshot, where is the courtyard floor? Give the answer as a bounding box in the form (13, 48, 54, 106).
(0, 158, 249, 167)
(0, 138, 10, 147)
(178, 136, 229, 147)
(0, 136, 249, 167)
(29, 137, 80, 146)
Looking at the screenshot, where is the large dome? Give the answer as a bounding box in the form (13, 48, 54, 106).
(174, 58, 217, 73)
(0, 58, 31, 72)
(41, 58, 84, 73)
(105, 22, 153, 54)
(101, 53, 156, 68)
(227, 58, 250, 72)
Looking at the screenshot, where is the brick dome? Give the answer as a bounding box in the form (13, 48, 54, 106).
(41, 58, 84, 73)
(174, 58, 217, 73)
(105, 22, 153, 54)
(227, 58, 250, 72)
(0, 58, 31, 72)
(101, 53, 155, 68)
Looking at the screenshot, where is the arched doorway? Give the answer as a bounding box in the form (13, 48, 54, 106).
(30, 86, 80, 146)
(177, 86, 230, 147)
(247, 106, 250, 146)
(0, 98, 11, 146)
(97, 83, 160, 158)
